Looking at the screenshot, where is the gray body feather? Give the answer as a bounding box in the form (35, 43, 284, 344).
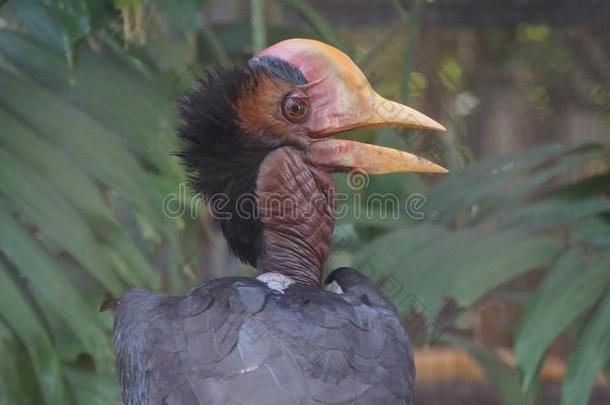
(113, 268, 414, 404)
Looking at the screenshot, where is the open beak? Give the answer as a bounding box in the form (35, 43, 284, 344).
(256, 38, 448, 175)
(307, 92, 448, 175)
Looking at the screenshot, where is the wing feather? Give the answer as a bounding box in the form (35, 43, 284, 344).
(114, 270, 414, 405)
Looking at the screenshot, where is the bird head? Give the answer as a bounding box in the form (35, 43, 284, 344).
(178, 38, 446, 285)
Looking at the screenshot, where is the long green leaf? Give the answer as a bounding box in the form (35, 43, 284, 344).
(501, 197, 610, 231)
(0, 320, 45, 405)
(354, 224, 446, 283)
(0, 29, 70, 90)
(6, 0, 63, 50)
(561, 289, 610, 405)
(427, 144, 567, 225)
(0, 70, 165, 228)
(0, 110, 112, 223)
(571, 216, 610, 248)
(472, 149, 604, 225)
(355, 225, 560, 329)
(64, 367, 120, 405)
(0, 148, 125, 295)
(0, 209, 111, 370)
(0, 30, 175, 174)
(448, 234, 561, 307)
(0, 261, 68, 403)
(67, 49, 177, 174)
(407, 229, 559, 328)
(515, 249, 610, 389)
(0, 109, 158, 288)
(446, 336, 538, 405)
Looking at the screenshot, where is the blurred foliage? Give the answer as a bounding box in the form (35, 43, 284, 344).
(343, 143, 610, 404)
(0, 1, 608, 404)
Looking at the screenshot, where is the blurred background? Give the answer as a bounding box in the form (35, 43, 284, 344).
(0, 0, 609, 404)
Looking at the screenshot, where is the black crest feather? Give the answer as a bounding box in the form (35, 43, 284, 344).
(176, 58, 306, 266)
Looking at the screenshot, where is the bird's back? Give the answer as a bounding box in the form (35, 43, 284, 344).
(113, 269, 414, 405)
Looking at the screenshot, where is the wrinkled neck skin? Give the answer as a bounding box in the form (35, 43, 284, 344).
(255, 147, 335, 286)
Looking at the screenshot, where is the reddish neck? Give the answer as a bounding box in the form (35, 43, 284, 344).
(255, 147, 335, 286)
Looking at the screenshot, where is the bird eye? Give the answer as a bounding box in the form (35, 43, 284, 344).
(282, 95, 309, 123)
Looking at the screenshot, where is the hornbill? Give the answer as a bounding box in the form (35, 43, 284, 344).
(112, 39, 447, 405)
